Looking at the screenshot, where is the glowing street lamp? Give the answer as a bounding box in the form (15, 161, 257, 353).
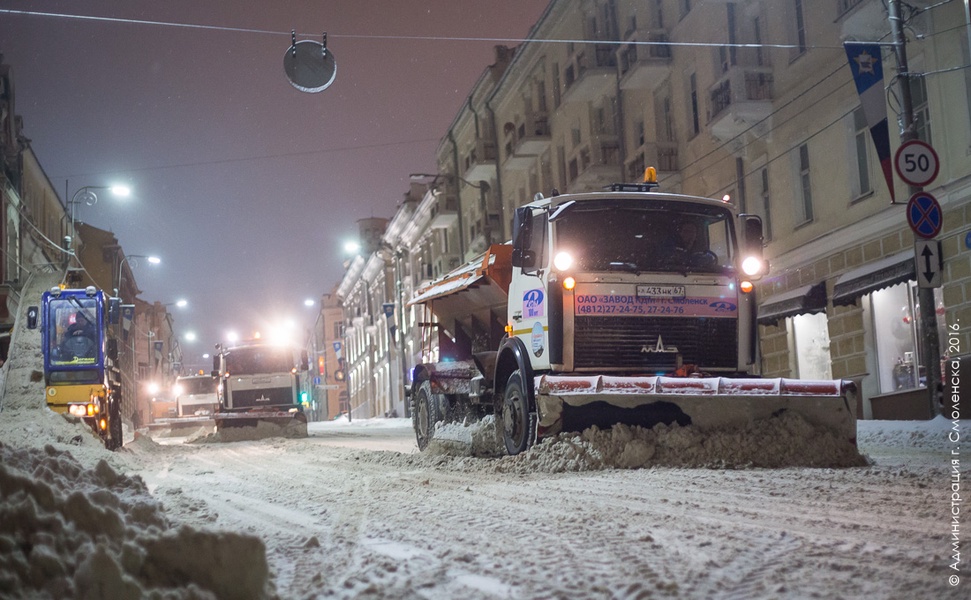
(69, 184, 131, 229)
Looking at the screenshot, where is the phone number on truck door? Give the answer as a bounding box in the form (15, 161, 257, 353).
(576, 303, 685, 315)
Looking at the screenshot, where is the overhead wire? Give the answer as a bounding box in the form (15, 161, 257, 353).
(0, 8, 850, 50)
(5, 3, 965, 205)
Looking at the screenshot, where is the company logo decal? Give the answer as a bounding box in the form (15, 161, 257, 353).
(524, 289, 544, 318)
(709, 301, 737, 313)
(531, 321, 545, 357)
(640, 336, 680, 354)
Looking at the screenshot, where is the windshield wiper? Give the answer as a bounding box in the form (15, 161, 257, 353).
(607, 261, 640, 273)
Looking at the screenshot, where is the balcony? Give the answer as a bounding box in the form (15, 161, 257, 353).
(502, 113, 550, 170)
(514, 113, 551, 156)
(568, 142, 623, 191)
(429, 194, 458, 230)
(617, 29, 672, 91)
(463, 139, 497, 182)
(561, 43, 617, 104)
(707, 68, 774, 142)
(839, 0, 888, 40)
(626, 142, 680, 188)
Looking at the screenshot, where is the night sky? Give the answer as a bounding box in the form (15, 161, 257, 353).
(0, 0, 551, 369)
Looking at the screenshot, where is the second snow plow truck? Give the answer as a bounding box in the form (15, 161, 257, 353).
(408, 172, 857, 455)
(211, 339, 310, 437)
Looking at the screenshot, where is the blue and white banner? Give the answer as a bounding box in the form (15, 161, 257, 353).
(845, 42, 894, 201)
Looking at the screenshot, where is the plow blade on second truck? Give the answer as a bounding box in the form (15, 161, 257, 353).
(214, 409, 309, 438)
(533, 375, 858, 444)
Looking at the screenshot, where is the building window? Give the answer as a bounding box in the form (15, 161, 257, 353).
(679, 0, 691, 20)
(655, 87, 675, 143)
(909, 76, 932, 144)
(964, 32, 971, 147)
(760, 168, 772, 241)
(852, 107, 872, 199)
(868, 281, 945, 393)
(789, 312, 832, 379)
(754, 16, 764, 67)
(689, 73, 700, 137)
(735, 157, 747, 214)
(796, 144, 813, 224)
(793, 0, 807, 54)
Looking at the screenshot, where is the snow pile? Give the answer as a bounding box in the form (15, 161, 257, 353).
(420, 411, 868, 472)
(426, 415, 504, 457)
(0, 442, 274, 599)
(856, 415, 955, 451)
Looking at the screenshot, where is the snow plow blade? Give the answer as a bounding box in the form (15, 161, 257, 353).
(214, 409, 308, 438)
(146, 416, 215, 433)
(534, 376, 857, 444)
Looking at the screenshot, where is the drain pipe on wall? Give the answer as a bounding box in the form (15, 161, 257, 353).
(447, 129, 467, 260)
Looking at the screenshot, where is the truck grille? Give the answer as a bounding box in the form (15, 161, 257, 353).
(573, 316, 737, 372)
(229, 387, 293, 409)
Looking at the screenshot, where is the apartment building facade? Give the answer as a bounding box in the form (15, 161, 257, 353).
(336, 0, 971, 420)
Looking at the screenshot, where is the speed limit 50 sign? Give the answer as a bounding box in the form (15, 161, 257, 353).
(894, 139, 940, 187)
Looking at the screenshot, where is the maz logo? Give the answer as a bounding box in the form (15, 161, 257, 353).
(640, 336, 680, 354)
(710, 301, 737, 312)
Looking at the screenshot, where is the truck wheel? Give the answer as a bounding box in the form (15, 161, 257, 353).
(500, 370, 535, 455)
(107, 397, 123, 450)
(412, 380, 443, 451)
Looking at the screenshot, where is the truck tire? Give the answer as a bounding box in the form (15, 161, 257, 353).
(107, 396, 123, 450)
(412, 380, 444, 451)
(499, 370, 535, 455)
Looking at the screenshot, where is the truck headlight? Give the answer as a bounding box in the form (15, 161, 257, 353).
(741, 256, 764, 276)
(553, 251, 574, 272)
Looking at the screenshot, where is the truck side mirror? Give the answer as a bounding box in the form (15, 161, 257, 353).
(26, 306, 38, 329)
(511, 207, 533, 267)
(106, 338, 118, 361)
(107, 298, 121, 325)
(740, 215, 764, 256)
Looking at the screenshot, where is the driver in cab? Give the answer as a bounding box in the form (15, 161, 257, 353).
(58, 311, 97, 360)
(669, 220, 716, 270)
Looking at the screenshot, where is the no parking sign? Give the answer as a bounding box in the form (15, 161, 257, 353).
(906, 192, 943, 239)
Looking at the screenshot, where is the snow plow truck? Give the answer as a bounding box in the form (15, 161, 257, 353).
(210, 339, 310, 437)
(28, 285, 125, 450)
(408, 171, 858, 455)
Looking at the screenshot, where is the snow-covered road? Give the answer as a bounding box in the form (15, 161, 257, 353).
(120, 417, 961, 599)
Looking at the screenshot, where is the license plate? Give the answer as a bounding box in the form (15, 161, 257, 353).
(636, 285, 685, 297)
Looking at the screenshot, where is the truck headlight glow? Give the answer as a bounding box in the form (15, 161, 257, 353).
(553, 251, 574, 272)
(563, 276, 576, 291)
(741, 256, 764, 276)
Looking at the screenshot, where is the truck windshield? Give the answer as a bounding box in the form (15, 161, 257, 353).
(47, 296, 100, 366)
(552, 199, 735, 274)
(176, 377, 215, 395)
(224, 346, 295, 375)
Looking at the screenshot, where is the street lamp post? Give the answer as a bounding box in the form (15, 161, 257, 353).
(114, 254, 160, 299)
(67, 184, 131, 249)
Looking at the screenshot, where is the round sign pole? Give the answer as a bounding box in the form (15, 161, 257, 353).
(895, 138, 943, 417)
(894, 139, 940, 188)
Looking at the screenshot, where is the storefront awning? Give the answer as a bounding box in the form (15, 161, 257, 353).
(757, 282, 827, 325)
(832, 251, 914, 306)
